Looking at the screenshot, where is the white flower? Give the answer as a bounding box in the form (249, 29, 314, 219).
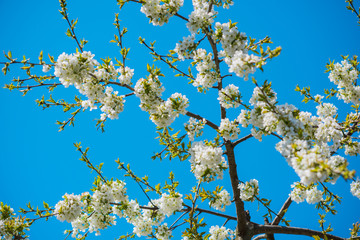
(226, 50, 262, 81)
(157, 192, 183, 217)
(174, 34, 196, 60)
(290, 182, 306, 203)
(134, 76, 165, 113)
(140, 0, 183, 26)
(42, 64, 51, 73)
(219, 118, 240, 140)
(184, 117, 206, 141)
(118, 66, 134, 85)
(305, 186, 323, 204)
(328, 59, 360, 104)
(210, 189, 231, 212)
(156, 223, 172, 240)
(192, 48, 220, 91)
(350, 179, 360, 199)
(209, 225, 234, 240)
(189, 141, 228, 182)
(214, 21, 247, 58)
(238, 179, 259, 202)
(316, 103, 338, 118)
(218, 84, 241, 109)
(186, 0, 216, 33)
(54, 193, 84, 223)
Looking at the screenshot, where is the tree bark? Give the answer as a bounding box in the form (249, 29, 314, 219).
(225, 142, 251, 240)
(253, 224, 345, 240)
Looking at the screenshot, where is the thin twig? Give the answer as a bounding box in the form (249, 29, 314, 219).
(233, 134, 253, 147)
(169, 211, 189, 230)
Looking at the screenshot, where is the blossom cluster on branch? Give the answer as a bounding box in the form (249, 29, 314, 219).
(1, 0, 360, 239)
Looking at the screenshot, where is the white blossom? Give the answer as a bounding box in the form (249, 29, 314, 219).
(209, 225, 234, 240)
(118, 66, 134, 85)
(174, 34, 196, 60)
(187, 0, 216, 33)
(140, 0, 183, 26)
(155, 223, 172, 240)
(305, 186, 323, 204)
(210, 189, 231, 212)
(328, 59, 360, 104)
(219, 118, 240, 140)
(350, 179, 360, 199)
(54, 193, 84, 223)
(184, 117, 206, 141)
(189, 141, 228, 182)
(290, 182, 306, 203)
(157, 192, 183, 217)
(238, 179, 259, 202)
(218, 84, 241, 108)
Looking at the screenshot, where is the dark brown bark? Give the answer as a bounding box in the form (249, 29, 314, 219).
(253, 224, 345, 240)
(225, 142, 250, 240)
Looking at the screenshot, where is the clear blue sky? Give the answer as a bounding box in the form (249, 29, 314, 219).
(0, 0, 359, 239)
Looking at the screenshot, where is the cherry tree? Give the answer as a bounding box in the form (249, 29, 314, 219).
(1, 0, 360, 240)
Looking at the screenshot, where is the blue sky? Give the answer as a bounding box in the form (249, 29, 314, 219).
(0, 0, 359, 239)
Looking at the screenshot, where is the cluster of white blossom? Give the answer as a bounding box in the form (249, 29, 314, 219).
(54, 51, 98, 88)
(345, 139, 360, 156)
(54, 51, 129, 120)
(242, 84, 352, 186)
(209, 225, 235, 240)
(350, 179, 360, 199)
(192, 48, 220, 91)
(116, 191, 181, 238)
(135, 77, 189, 127)
(0, 205, 17, 240)
(0, 206, 28, 240)
(189, 141, 228, 182)
(54, 193, 85, 223)
(155, 223, 172, 240)
(237, 109, 250, 128)
(184, 117, 206, 141)
(290, 182, 323, 204)
(219, 118, 240, 140)
(135, 76, 165, 112)
(213, 21, 262, 80)
(151, 93, 189, 127)
(218, 84, 241, 108)
(238, 179, 259, 202)
(99, 87, 125, 120)
(277, 140, 330, 185)
(174, 34, 197, 61)
(209, 189, 231, 212)
(94, 62, 118, 82)
(157, 192, 183, 216)
(227, 51, 262, 81)
(140, 0, 183, 26)
(316, 103, 338, 118)
(328, 59, 360, 104)
(187, 0, 216, 33)
(245, 86, 279, 141)
(118, 66, 134, 85)
(214, 22, 247, 58)
(53, 180, 131, 238)
(42, 64, 51, 73)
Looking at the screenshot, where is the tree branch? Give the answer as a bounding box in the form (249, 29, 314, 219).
(271, 196, 292, 225)
(225, 142, 249, 239)
(186, 111, 219, 130)
(252, 234, 267, 240)
(233, 134, 253, 147)
(253, 224, 345, 240)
